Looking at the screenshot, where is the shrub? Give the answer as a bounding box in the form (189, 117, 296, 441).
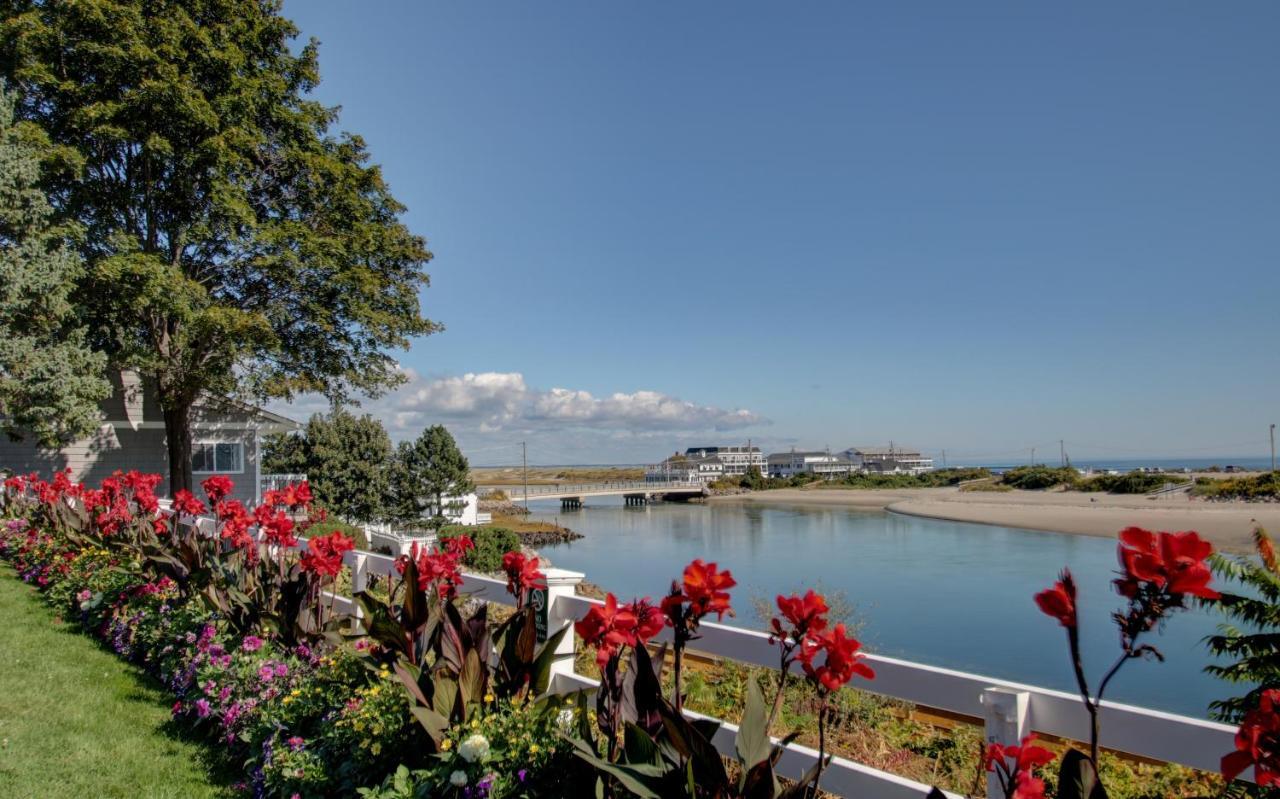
(1000, 465, 1078, 490)
(1075, 472, 1187, 494)
(308, 518, 369, 550)
(1191, 471, 1280, 501)
(439, 525, 521, 573)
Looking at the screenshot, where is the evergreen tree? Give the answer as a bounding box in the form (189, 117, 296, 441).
(262, 410, 392, 522)
(386, 425, 474, 529)
(0, 80, 109, 445)
(1, 2, 438, 492)
(1205, 522, 1280, 722)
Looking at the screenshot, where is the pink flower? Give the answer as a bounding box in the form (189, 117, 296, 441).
(242, 635, 264, 652)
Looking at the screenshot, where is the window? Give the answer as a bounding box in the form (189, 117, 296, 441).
(192, 441, 244, 474)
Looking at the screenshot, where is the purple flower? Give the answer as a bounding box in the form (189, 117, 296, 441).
(294, 644, 310, 659)
(195, 698, 211, 718)
(518, 769, 528, 782)
(274, 662, 288, 678)
(258, 664, 275, 682)
(242, 635, 264, 653)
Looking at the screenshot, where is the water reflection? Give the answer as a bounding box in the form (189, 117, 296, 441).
(532, 497, 1229, 718)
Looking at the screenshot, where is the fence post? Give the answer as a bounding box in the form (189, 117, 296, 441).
(981, 686, 1031, 799)
(349, 553, 368, 624)
(543, 567, 586, 693)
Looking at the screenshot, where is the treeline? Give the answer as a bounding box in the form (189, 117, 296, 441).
(999, 465, 1189, 494)
(262, 410, 473, 526)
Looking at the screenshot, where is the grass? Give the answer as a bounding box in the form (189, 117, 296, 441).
(0, 567, 233, 799)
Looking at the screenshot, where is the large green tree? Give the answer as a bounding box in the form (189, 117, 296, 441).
(0, 79, 110, 445)
(386, 425, 474, 529)
(261, 409, 392, 523)
(0, 1, 438, 492)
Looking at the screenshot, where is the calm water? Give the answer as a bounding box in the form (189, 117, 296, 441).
(531, 498, 1231, 719)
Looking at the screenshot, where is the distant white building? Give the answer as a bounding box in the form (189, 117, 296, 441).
(843, 446, 934, 475)
(766, 450, 858, 479)
(646, 445, 764, 485)
(681, 446, 765, 477)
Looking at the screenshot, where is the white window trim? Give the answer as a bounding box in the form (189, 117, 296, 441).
(191, 440, 246, 475)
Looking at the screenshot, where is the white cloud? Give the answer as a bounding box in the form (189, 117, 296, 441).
(268, 371, 767, 452)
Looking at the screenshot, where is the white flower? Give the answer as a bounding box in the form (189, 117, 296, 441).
(450, 770, 468, 787)
(556, 708, 575, 732)
(458, 733, 491, 763)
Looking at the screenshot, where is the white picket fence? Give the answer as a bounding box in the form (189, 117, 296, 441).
(158, 501, 1248, 796)
(328, 547, 1243, 798)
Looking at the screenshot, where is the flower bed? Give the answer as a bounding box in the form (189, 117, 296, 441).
(0, 468, 1271, 799)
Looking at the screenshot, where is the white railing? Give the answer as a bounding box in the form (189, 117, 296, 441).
(152, 501, 1249, 796)
(330, 546, 1242, 797)
(260, 473, 308, 497)
(510, 480, 706, 498)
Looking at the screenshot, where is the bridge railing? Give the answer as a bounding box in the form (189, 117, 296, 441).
(155, 501, 1244, 797)
(507, 480, 704, 497)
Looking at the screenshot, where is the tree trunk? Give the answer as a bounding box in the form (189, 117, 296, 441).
(163, 400, 193, 497)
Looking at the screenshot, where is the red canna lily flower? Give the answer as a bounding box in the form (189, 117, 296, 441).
(1222, 688, 1280, 786)
(575, 593, 641, 668)
(255, 506, 298, 548)
(985, 734, 1056, 799)
(663, 559, 736, 631)
(172, 489, 206, 517)
(300, 530, 355, 577)
(1034, 569, 1078, 628)
(202, 475, 235, 503)
(798, 622, 874, 693)
(627, 598, 667, 644)
(1115, 527, 1219, 600)
(771, 590, 830, 643)
(501, 551, 547, 598)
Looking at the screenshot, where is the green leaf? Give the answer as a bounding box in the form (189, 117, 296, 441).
(409, 705, 449, 745)
(528, 623, 571, 696)
(736, 678, 773, 769)
(1056, 749, 1109, 799)
(623, 723, 662, 765)
(565, 735, 666, 799)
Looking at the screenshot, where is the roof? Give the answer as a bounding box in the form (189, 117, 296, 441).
(847, 446, 923, 457)
(684, 445, 761, 455)
(194, 395, 303, 433)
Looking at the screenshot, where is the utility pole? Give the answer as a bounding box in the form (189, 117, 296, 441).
(1060, 440, 1065, 468)
(522, 441, 528, 509)
(942, 449, 947, 469)
(1030, 447, 1035, 466)
(1271, 424, 1276, 473)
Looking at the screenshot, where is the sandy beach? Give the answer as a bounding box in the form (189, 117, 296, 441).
(709, 487, 1278, 553)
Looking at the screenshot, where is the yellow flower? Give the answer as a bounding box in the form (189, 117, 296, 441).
(529, 744, 540, 754)
(371, 742, 382, 755)
(483, 693, 494, 704)
(283, 696, 293, 704)
(441, 739, 452, 751)
(290, 689, 301, 697)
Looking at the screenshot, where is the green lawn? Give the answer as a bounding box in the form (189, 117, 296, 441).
(0, 568, 233, 798)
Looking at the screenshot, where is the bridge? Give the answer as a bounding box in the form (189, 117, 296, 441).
(486, 481, 707, 509)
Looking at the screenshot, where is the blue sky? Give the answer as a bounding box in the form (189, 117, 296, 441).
(274, 2, 1280, 466)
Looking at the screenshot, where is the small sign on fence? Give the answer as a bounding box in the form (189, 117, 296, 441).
(527, 586, 549, 643)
